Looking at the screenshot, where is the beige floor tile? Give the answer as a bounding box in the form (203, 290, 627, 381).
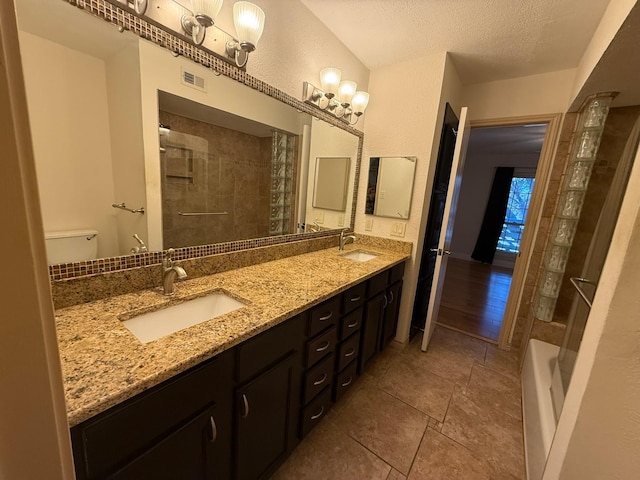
(441, 387, 525, 479)
(400, 340, 476, 386)
(408, 428, 496, 480)
(272, 419, 391, 480)
(378, 359, 455, 421)
(428, 417, 444, 432)
(429, 326, 488, 362)
(386, 467, 407, 480)
(333, 382, 429, 475)
(464, 363, 522, 420)
(364, 343, 404, 380)
(483, 344, 521, 380)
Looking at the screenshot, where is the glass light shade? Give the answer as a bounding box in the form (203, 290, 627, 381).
(233, 2, 265, 49)
(351, 91, 370, 114)
(191, 0, 223, 26)
(320, 68, 341, 97)
(337, 81, 357, 105)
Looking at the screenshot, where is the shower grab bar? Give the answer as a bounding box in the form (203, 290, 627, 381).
(112, 203, 145, 214)
(569, 277, 595, 309)
(178, 211, 229, 216)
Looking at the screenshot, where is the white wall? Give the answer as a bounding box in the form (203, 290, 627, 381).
(461, 69, 577, 121)
(1, 1, 73, 476)
(106, 42, 148, 255)
(19, 31, 120, 259)
(356, 52, 463, 342)
(450, 150, 541, 260)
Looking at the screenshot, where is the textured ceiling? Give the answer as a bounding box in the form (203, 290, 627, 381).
(469, 124, 547, 157)
(300, 0, 611, 85)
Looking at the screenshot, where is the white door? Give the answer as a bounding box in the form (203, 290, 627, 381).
(421, 107, 471, 351)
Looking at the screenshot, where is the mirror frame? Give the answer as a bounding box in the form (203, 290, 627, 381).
(46, 0, 363, 281)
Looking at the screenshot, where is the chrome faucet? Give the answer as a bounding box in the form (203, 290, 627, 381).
(339, 229, 356, 250)
(162, 248, 187, 295)
(131, 233, 149, 253)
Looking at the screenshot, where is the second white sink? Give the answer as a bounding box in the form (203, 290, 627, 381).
(341, 250, 378, 262)
(122, 292, 245, 344)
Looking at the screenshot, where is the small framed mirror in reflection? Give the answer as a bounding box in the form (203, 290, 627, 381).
(366, 156, 417, 219)
(312, 157, 351, 211)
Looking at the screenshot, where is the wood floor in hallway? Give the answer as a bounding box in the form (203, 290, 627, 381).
(437, 258, 513, 342)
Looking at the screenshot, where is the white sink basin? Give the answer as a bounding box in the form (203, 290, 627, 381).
(341, 250, 378, 262)
(122, 292, 245, 344)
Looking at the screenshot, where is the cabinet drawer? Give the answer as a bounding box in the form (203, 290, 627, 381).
(305, 326, 337, 368)
(73, 350, 234, 480)
(303, 354, 335, 405)
(389, 262, 405, 284)
(334, 360, 358, 403)
(340, 307, 362, 341)
(300, 387, 332, 438)
(341, 282, 366, 313)
(367, 270, 389, 298)
(308, 296, 341, 337)
(237, 314, 305, 384)
(336, 332, 360, 372)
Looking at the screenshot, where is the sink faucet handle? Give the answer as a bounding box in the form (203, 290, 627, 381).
(163, 248, 175, 268)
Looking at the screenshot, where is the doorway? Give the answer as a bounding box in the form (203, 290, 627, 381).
(412, 114, 562, 347)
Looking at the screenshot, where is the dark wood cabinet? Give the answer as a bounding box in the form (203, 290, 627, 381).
(70, 350, 234, 480)
(235, 353, 298, 480)
(70, 261, 405, 480)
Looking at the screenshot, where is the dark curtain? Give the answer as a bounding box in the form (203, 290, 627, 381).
(471, 167, 514, 264)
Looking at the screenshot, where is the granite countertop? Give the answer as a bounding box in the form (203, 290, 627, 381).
(55, 244, 410, 427)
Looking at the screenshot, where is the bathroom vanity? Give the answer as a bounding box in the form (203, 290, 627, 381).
(57, 244, 407, 479)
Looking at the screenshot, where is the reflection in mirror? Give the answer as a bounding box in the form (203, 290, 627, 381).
(313, 157, 351, 211)
(16, 0, 362, 268)
(366, 156, 417, 219)
(305, 120, 359, 230)
(158, 92, 298, 247)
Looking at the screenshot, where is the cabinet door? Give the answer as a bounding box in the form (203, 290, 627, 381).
(381, 281, 403, 349)
(236, 353, 298, 480)
(359, 293, 385, 373)
(108, 406, 216, 480)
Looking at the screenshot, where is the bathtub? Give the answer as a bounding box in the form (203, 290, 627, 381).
(521, 339, 560, 480)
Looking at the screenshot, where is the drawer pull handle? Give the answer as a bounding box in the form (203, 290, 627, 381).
(313, 373, 328, 386)
(350, 296, 361, 302)
(241, 394, 250, 419)
(316, 341, 331, 352)
(383, 294, 388, 309)
(388, 291, 394, 304)
(209, 416, 217, 444)
(347, 320, 359, 328)
(344, 347, 356, 357)
(310, 406, 324, 420)
(341, 376, 353, 387)
(319, 312, 333, 321)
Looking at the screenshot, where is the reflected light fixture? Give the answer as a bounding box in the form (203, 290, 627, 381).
(181, 0, 224, 45)
(225, 2, 266, 67)
(124, 0, 148, 15)
(303, 68, 370, 125)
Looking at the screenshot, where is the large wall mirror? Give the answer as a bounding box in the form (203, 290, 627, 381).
(15, 0, 361, 266)
(366, 156, 417, 219)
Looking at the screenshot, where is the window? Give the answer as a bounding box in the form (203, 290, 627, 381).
(496, 176, 535, 253)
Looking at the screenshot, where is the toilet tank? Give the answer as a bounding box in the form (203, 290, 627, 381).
(44, 229, 99, 264)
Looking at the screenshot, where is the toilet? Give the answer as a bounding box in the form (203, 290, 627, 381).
(44, 229, 99, 264)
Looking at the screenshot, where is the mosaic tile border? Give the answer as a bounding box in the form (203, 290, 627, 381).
(49, 0, 364, 281)
(48, 230, 340, 280)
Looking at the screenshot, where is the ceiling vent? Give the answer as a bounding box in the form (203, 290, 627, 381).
(181, 68, 206, 92)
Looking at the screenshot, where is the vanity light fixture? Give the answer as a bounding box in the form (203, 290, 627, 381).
(303, 69, 370, 125)
(225, 2, 266, 67)
(181, 0, 224, 45)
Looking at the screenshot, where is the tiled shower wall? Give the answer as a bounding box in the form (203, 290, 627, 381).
(159, 111, 273, 247)
(514, 106, 640, 353)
